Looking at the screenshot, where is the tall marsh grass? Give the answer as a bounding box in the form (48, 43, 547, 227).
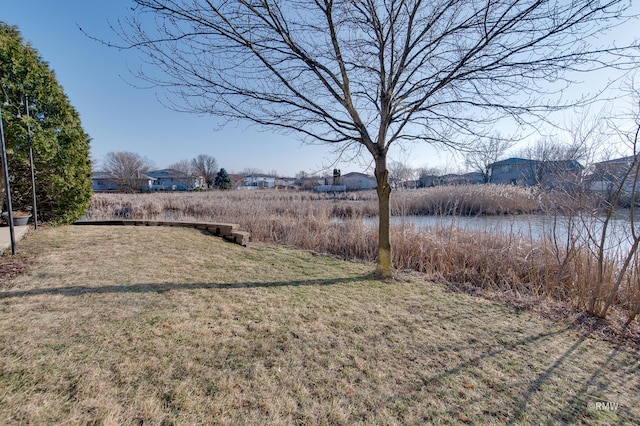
(86, 187, 639, 327)
(392, 184, 543, 215)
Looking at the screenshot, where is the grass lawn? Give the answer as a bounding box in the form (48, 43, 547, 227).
(0, 225, 639, 425)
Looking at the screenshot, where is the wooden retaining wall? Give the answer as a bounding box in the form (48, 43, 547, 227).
(74, 220, 250, 246)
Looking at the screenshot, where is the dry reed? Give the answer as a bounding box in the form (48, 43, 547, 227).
(392, 184, 543, 215)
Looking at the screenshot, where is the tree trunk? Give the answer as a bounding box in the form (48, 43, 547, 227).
(375, 154, 393, 277)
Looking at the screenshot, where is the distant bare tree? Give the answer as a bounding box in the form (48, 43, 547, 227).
(389, 161, 416, 189)
(168, 159, 194, 176)
(465, 135, 514, 183)
(242, 167, 264, 177)
(518, 137, 587, 163)
(115, 0, 638, 276)
(103, 151, 154, 192)
(191, 154, 218, 187)
(415, 166, 442, 188)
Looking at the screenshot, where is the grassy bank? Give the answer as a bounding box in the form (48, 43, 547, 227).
(0, 225, 639, 424)
(85, 190, 640, 327)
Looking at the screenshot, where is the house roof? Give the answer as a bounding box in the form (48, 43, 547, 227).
(461, 171, 485, 179)
(342, 172, 374, 179)
(92, 171, 114, 179)
(594, 155, 638, 166)
(490, 157, 583, 170)
(147, 169, 200, 178)
(542, 160, 584, 170)
(489, 157, 537, 167)
(244, 174, 277, 179)
(91, 171, 156, 181)
(244, 174, 276, 179)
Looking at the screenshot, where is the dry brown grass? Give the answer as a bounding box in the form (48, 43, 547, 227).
(86, 184, 544, 225)
(84, 191, 640, 328)
(0, 225, 639, 424)
(393, 185, 543, 216)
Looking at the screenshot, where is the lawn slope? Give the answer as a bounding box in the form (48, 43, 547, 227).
(0, 226, 638, 425)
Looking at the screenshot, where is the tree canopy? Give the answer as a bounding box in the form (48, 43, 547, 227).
(103, 151, 155, 192)
(115, 0, 639, 275)
(191, 154, 218, 187)
(465, 135, 514, 183)
(1, 22, 92, 224)
(214, 167, 232, 190)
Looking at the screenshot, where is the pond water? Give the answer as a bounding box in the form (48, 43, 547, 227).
(365, 210, 640, 255)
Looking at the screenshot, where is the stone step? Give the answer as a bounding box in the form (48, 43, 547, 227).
(74, 220, 249, 246)
(224, 230, 251, 247)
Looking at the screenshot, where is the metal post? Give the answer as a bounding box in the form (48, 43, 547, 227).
(25, 96, 38, 229)
(0, 103, 16, 255)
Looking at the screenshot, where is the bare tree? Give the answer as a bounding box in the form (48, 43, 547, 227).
(191, 154, 218, 187)
(518, 137, 588, 163)
(465, 135, 514, 183)
(103, 151, 155, 192)
(388, 161, 415, 189)
(114, 0, 638, 276)
(242, 167, 264, 176)
(168, 159, 194, 176)
(416, 166, 443, 188)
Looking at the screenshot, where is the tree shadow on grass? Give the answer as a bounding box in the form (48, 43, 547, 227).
(0, 275, 370, 299)
(416, 328, 638, 424)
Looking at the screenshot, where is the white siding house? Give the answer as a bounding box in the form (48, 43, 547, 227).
(242, 174, 276, 189)
(91, 171, 156, 192)
(91, 171, 120, 191)
(587, 155, 640, 196)
(147, 169, 205, 191)
(342, 172, 377, 190)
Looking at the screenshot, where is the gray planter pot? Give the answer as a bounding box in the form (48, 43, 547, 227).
(2, 212, 31, 226)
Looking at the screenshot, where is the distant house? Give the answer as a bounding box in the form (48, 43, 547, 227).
(537, 160, 584, 190)
(587, 155, 640, 196)
(226, 173, 244, 189)
(275, 177, 297, 189)
(439, 174, 463, 186)
(437, 172, 485, 186)
(316, 172, 347, 192)
(91, 171, 156, 192)
(92, 171, 120, 192)
(242, 174, 276, 189)
(341, 172, 377, 191)
(418, 174, 439, 188)
(147, 169, 205, 191)
(418, 171, 485, 188)
(488, 158, 583, 189)
(488, 158, 539, 186)
(295, 177, 325, 190)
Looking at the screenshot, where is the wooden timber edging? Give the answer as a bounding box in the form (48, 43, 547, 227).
(73, 219, 250, 246)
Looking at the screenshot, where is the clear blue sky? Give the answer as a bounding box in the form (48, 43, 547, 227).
(2, 1, 638, 176)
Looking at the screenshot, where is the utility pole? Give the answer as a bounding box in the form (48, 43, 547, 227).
(0, 102, 16, 255)
(25, 95, 38, 229)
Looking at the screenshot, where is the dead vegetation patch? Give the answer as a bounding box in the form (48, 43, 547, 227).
(0, 258, 28, 286)
(437, 276, 640, 350)
(0, 253, 31, 287)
